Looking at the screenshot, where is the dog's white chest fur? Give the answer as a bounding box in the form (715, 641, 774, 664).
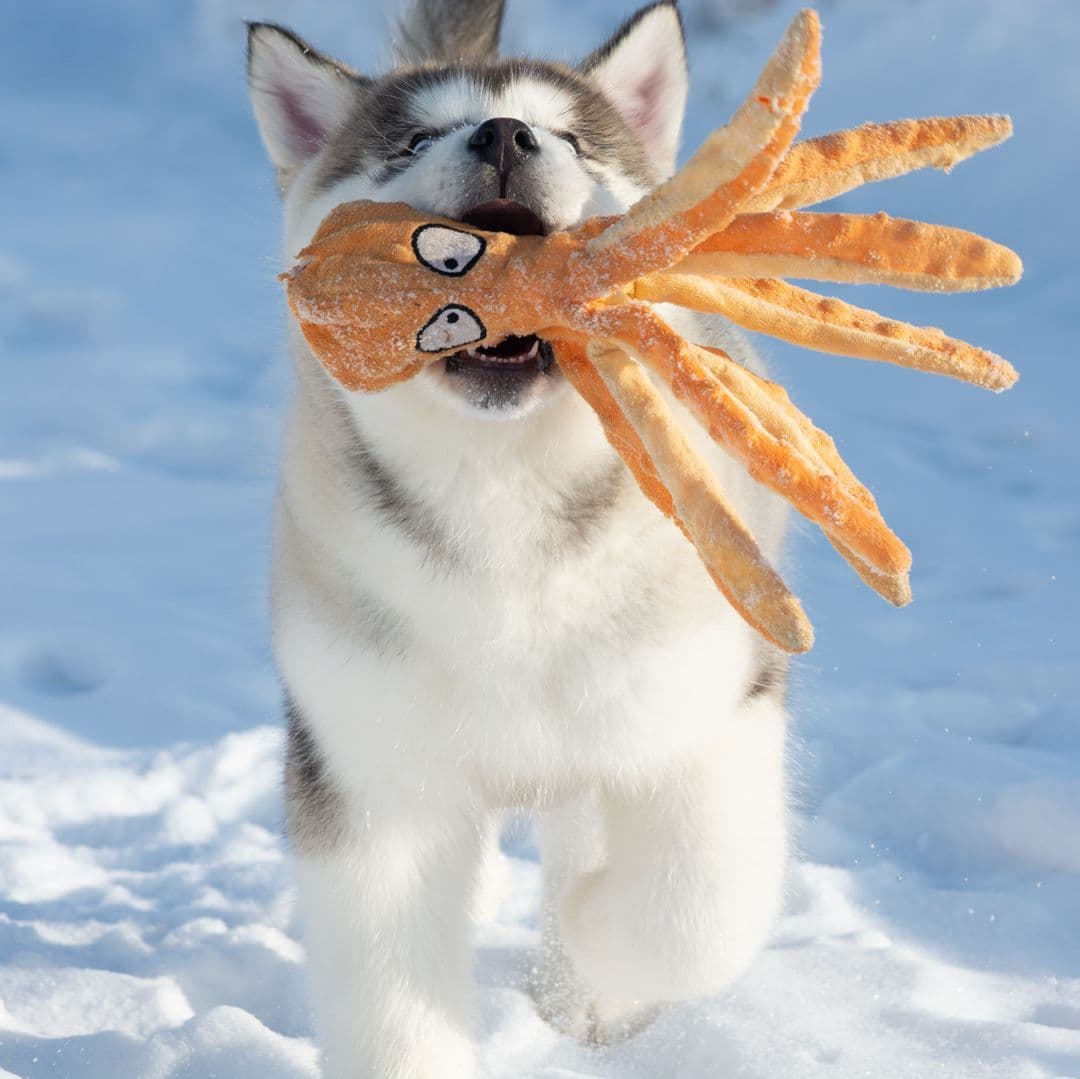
(273, 342, 768, 805)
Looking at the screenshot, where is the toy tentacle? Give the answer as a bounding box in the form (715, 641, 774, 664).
(646, 274, 1017, 391)
(826, 535, 913, 607)
(691, 344, 911, 607)
(739, 114, 1014, 214)
(692, 344, 878, 511)
(671, 211, 1023, 293)
(586, 301, 911, 578)
(561, 326, 907, 617)
(552, 335, 679, 522)
(580, 340, 814, 654)
(576, 9, 821, 297)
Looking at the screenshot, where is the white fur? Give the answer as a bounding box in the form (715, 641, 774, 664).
(252, 12, 792, 1076)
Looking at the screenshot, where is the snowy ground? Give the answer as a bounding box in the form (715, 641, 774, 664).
(1, 0, 1078, 1076)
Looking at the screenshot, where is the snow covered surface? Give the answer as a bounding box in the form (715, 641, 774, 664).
(1, 0, 1077, 1075)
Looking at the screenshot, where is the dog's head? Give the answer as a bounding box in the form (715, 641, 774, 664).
(248, 0, 687, 422)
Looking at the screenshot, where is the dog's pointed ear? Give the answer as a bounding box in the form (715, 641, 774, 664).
(581, 1, 688, 178)
(247, 23, 369, 190)
(394, 0, 506, 64)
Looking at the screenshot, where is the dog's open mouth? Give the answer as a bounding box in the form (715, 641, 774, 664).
(443, 200, 557, 382)
(446, 334, 555, 374)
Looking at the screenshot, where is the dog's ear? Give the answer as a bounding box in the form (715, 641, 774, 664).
(393, 0, 506, 65)
(581, 1, 688, 178)
(247, 23, 369, 190)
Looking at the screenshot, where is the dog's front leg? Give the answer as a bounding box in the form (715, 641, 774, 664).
(555, 694, 788, 1015)
(292, 785, 482, 1079)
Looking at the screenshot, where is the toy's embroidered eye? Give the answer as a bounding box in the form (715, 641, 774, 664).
(416, 305, 487, 353)
(412, 225, 486, 277)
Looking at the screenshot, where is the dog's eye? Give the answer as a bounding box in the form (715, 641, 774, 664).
(416, 305, 487, 353)
(556, 131, 581, 155)
(412, 225, 486, 277)
(405, 131, 436, 157)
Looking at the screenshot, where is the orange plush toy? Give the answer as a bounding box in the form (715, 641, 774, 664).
(282, 9, 1021, 655)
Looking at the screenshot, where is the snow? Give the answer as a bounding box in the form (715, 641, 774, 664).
(1, 0, 1077, 1076)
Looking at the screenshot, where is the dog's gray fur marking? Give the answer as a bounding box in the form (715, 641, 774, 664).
(278, 507, 416, 658)
(285, 697, 347, 852)
(552, 460, 628, 548)
(346, 427, 464, 570)
(395, 0, 506, 65)
(344, 580, 415, 659)
(745, 650, 789, 702)
(314, 61, 655, 195)
(293, 362, 463, 572)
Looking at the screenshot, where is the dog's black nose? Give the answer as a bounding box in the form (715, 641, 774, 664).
(468, 117, 539, 193)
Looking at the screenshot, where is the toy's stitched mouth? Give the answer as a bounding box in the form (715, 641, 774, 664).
(445, 199, 555, 378)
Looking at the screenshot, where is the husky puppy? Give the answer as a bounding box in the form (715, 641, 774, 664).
(248, 1, 792, 1074)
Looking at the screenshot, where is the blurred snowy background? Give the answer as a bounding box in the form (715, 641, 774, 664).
(1, 0, 1078, 1075)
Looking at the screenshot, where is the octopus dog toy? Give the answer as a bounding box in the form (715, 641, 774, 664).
(282, 9, 1022, 654)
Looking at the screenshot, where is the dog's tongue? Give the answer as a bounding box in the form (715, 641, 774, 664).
(461, 200, 546, 236)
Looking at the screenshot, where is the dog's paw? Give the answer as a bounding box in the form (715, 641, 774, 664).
(528, 944, 657, 1046)
(547, 995, 658, 1047)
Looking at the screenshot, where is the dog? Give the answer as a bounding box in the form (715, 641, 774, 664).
(248, 2, 792, 1074)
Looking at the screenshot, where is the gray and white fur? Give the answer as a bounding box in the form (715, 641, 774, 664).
(248, 2, 792, 1074)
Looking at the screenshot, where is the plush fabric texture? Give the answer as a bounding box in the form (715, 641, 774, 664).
(282, 8, 1021, 654)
